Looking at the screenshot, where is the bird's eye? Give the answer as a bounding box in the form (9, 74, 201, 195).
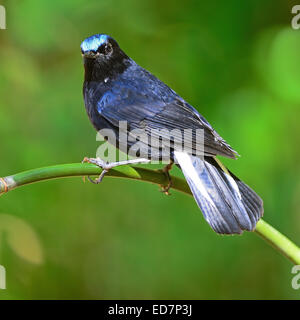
(97, 43, 113, 55)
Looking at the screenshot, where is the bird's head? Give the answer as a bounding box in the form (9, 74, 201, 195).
(81, 34, 129, 82)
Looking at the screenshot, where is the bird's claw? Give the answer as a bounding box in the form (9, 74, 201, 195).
(82, 157, 110, 184)
(82, 157, 151, 185)
(160, 185, 172, 196)
(160, 161, 174, 196)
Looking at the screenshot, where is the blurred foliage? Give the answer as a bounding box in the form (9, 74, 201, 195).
(0, 0, 299, 299)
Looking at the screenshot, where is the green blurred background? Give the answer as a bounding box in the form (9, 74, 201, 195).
(0, 0, 299, 299)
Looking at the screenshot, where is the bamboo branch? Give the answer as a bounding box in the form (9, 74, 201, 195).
(1, 163, 299, 264)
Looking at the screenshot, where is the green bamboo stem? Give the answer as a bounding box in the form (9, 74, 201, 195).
(255, 220, 300, 264)
(1, 163, 299, 264)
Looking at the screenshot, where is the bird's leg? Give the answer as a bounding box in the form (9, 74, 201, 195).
(160, 160, 174, 195)
(82, 157, 151, 184)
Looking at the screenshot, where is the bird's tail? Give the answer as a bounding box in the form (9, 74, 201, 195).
(174, 151, 263, 234)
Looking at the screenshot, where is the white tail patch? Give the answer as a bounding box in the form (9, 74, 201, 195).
(174, 151, 215, 206)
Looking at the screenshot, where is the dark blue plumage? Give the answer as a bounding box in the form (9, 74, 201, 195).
(81, 34, 263, 234)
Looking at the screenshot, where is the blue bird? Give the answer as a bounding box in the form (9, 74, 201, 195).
(81, 34, 263, 235)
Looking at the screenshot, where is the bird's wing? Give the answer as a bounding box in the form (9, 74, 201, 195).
(97, 83, 237, 158)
